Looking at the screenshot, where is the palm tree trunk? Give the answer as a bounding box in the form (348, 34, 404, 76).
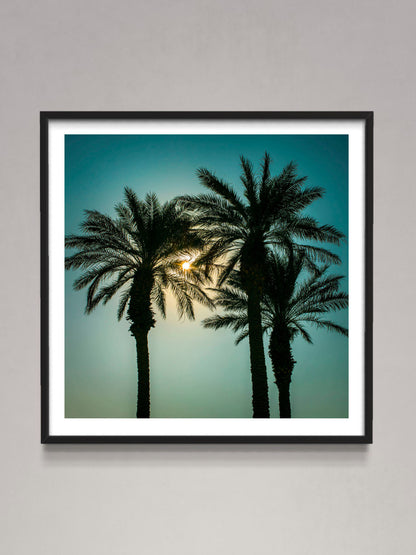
(128, 271, 155, 419)
(269, 327, 294, 418)
(134, 329, 151, 418)
(247, 291, 270, 418)
(277, 379, 291, 418)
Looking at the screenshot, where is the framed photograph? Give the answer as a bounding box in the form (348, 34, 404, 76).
(41, 111, 373, 443)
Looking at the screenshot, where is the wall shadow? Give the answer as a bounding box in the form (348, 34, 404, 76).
(42, 442, 369, 468)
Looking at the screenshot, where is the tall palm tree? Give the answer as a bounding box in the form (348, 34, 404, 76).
(178, 154, 344, 417)
(65, 188, 213, 418)
(203, 251, 348, 418)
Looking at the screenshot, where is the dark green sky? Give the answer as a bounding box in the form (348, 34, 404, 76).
(65, 134, 348, 418)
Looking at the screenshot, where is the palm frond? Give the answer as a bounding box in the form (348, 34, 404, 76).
(293, 322, 313, 344)
(151, 281, 167, 319)
(117, 288, 131, 321)
(301, 317, 348, 336)
(196, 168, 246, 215)
(203, 313, 248, 333)
(240, 156, 258, 206)
(66, 189, 213, 324)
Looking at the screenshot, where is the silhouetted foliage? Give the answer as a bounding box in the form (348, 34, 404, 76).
(178, 153, 344, 417)
(203, 249, 348, 417)
(65, 188, 214, 417)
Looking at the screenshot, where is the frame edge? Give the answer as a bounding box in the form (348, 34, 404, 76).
(40, 111, 373, 445)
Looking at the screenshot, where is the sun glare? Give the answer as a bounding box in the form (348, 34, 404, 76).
(182, 261, 191, 271)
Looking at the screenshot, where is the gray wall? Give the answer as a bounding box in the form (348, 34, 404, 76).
(1, 1, 414, 553)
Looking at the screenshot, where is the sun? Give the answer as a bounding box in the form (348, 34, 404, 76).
(182, 261, 191, 271)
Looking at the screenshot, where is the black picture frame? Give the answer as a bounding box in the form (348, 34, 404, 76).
(41, 111, 373, 444)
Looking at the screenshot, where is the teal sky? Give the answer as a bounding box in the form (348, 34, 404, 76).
(65, 134, 348, 418)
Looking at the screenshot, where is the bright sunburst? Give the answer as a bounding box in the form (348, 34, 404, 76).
(182, 261, 191, 271)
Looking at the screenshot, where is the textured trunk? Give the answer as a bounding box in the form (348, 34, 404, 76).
(277, 379, 291, 418)
(134, 330, 151, 418)
(269, 326, 294, 418)
(247, 289, 270, 418)
(128, 269, 155, 419)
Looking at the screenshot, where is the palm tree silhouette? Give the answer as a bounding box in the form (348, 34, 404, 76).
(179, 154, 344, 417)
(65, 188, 213, 418)
(203, 250, 348, 417)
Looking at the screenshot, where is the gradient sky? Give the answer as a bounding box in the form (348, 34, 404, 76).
(65, 134, 348, 418)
